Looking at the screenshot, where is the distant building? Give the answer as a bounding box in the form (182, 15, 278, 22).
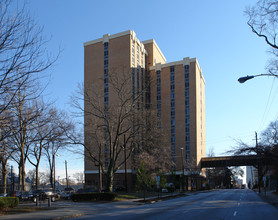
(246, 166, 255, 189)
(83, 30, 205, 189)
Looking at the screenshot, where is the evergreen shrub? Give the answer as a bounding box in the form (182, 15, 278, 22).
(0, 197, 19, 209)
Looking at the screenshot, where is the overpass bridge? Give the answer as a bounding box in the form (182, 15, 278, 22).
(200, 155, 267, 168)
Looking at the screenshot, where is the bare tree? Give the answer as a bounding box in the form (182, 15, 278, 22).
(73, 172, 84, 184)
(0, 0, 58, 115)
(26, 101, 54, 189)
(261, 120, 278, 145)
(26, 169, 36, 188)
(43, 109, 73, 189)
(0, 0, 61, 193)
(0, 130, 14, 193)
(228, 124, 278, 192)
(70, 67, 165, 192)
(246, 0, 278, 75)
(261, 120, 278, 191)
(134, 109, 172, 174)
(38, 171, 50, 186)
(7, 87, 44, 191)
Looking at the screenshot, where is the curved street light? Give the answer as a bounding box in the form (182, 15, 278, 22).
(238, 74, 278, 83)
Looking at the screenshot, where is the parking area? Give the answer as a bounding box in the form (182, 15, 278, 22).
(19, 199, 76, 208)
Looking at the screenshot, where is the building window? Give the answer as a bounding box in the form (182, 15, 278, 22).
(141, 68, 144, 105)
(156, 70, 161, 127)
(137, 45, 139, 65)
(170, 66, 176, 162)
(104, 42, 109, 108)
(145, 55, 150, 109)
(184, 65, 190, 160)
(137, 66, 140, 110)
(132, 68, 135, 102)
(104, 42, 109, 167)
(132, 42, 135, 67)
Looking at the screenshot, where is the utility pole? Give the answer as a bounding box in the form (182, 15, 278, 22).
(11, 165, 14, 195)
(180, 148, 185, 191)
(124, 135, 127, 192)
(255, 132, 261, 193)
(65, 160, 69, 188)
(53, 154, 56, 193)
(98, 144, 102, 192)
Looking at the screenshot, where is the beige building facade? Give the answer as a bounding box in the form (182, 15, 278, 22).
(83, 30, 205, 188)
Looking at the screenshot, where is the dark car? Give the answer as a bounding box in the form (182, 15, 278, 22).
(60, 187, 75, 200)
(19, 191, 32, 201)
(44, 189, 56, 202)
(167, 183, 175, 193)
(32, 189, 56, 202)
(0, 193, 8, 197)
(114, 186, 126, 192)
(32, 189, 47, 202)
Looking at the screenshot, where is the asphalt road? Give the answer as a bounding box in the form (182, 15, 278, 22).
(74, 189, 278, 220)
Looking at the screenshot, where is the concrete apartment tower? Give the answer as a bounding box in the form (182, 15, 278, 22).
(83, 30, 205, 189)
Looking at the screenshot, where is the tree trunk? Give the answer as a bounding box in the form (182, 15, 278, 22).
(98, 164, 102, 192)
(50, 167, 53, 188)
(276, 173, 278, 193)
(106, 165, 114, 192)
(18, 163, 22, 192)
(36, 165, 39, 189)
(21, 154, 26, 191)
(1, 162, 7, 194)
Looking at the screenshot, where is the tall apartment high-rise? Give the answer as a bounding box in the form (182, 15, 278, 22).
(83, 30, 205, 189)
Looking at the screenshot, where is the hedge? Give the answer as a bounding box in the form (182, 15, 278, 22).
(71, 192, 115, 202)
(0, 197, 19, 209)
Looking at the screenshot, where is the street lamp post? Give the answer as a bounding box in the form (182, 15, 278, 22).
(53, 154, 59, 194)
(65, 160, 69, 188)
(238, 73, 278, 83)
(124, 136, 128, 193)
(180, 148, 185, 191)
(238, 73, 278, 193)
(121, 135, 128, 193)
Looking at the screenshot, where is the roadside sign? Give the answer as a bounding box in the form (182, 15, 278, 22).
(263, 176, 266, 187)
(155, 176, 160, 189)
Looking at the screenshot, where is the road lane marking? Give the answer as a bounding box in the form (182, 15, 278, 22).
(233, 211, 237, 216)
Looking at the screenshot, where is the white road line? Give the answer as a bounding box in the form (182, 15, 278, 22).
(233, 211, 237, 216)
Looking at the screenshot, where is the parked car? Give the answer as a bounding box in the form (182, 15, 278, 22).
(60, 191, 72, 200)
(32, 189, 56, 202)
(114, 186, 126, 192)
(44, 189, 56, 202)
(241, 184, 246, 189)
(54, 190, 61, 200)
(167, 183, 175, 193)
(19, 191, 32, 201)
(0, 193, 8, 197)
(32, 189, 46, 202)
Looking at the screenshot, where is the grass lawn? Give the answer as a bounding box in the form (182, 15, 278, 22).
(0, 205, 56, 216)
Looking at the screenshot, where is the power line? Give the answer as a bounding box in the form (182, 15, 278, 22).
(259, 78, 278, 130)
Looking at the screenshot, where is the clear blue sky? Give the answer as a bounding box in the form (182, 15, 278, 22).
(18, 0, 278, 178)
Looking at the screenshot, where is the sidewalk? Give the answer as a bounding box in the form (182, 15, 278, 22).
(258, 190, 278, 208)
(0, 192, 185, 220)
(0, 199, 143, 220)
(2, 190, 276, 220)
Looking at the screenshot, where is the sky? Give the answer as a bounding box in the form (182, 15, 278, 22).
(12, 0, 278, 180)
